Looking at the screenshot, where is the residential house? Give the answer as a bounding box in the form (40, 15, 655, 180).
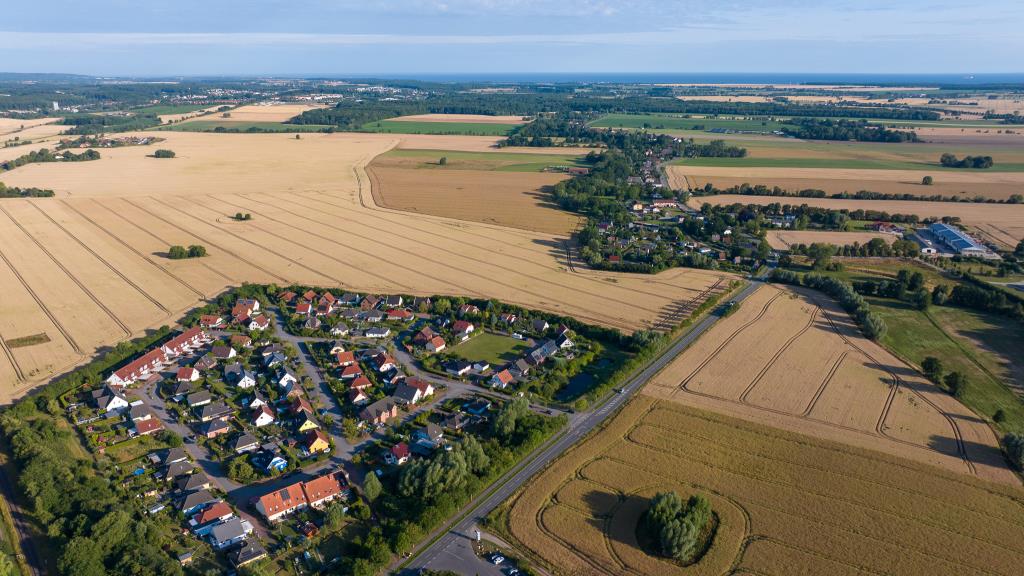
(106, 348, 167, 387)
(91, 387, 130, 413)
(331, 323, 350, 337)
(230, 334, 252, 349)
(413, 424, 444, 454)
(443, 412, 467, 431)
(458, 304, 480, 317)
(386, 308, 413, 322)
(187, 390, 212, 407)
(407, 378, 434, 399)
(340, 364, 362, 380)
(199, 419, 230, 439)
(384, 295, 403, 307)
(413, 326, 437, 345)
(245, 393, 267, 410)
(295, 302, 313, 316)
(464, 399, 491, 416)
(425, 335, 447, 353)
(385, 442, 410, 465)
(365, 327, 390, 339)
(256, 483, 309, 523)
(452, 320, 474, 341)
(193, 354, 217, 372)
(445, 360, 472, 377)
(499, 313, 517, 325)
(302, 290, 317, 302)
(262, 454, 288, 474)
(248, 315, 269, 331)
(290, 396, 314, 418)
(371, 353, 397, 373)
(329, 341, 346, 355)
(359, 397, 399, 425)
(176, 472, 212, 493)
(169, 381, 193, 401)
(134, 418, 164, 436)
(180, 489, 218, 516)
(165, 460, 196, 480)
(362, 310, 385, 323)
(280, 290, 297, 303)
(233, 433, 260, 454)
(304, 316, 322, 331)
(301, 471, 347, 509)
(557, 334, 575, 349)
(210, 344, 236, 358)
(262, 351, 286, 369)
(360, 295, 381, 310)
(297, 415, 320, 433)
(335, 351, 356, 367)
(339, 292, 361, 306)
(472, 361, 491, 373)
(252, 405, 276, 428)
(209, 517, 253, 549)
(490, 369, 514, 390)
(393, 382, 423, 405)
(176, 367, 201, 382)
(348, 388, 370, 405)
(196, 401, 232, 422)
(532, 319, 550, 333)
(199, 315, 223, 329)
(163, 447, 189, 465)
(188, 501, 233, 536)
(350, 376, 372, 390)
(230, 540, 268, 569)
(303, 429, 331, 455)
(511, 358, 532, 378)
(274, 367, 298, 388)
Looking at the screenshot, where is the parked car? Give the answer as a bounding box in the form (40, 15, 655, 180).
(491, 554, 505, 565)
(511, 333, 525, 340)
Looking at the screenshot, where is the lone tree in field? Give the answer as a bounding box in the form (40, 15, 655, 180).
(439, 156, 448, 166)
(152, 149, 176, 158)
(168, 244, 207, 259)
(922, 175, 933, 185)
(642, 491, 712, 561)
(921, 357, 944, 382)
(944, 371, 968, 399)
(187, 245, 207, 258)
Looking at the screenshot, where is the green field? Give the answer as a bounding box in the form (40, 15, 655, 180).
(360, 120, 520, 136)
(379, 148, 587, 172)
(154, 121, 332, 133)
(669, 155, 1024, 171)
(449, 332, 530, 365)
(590, 113, 791, 133)
(131, 104, 213, 115)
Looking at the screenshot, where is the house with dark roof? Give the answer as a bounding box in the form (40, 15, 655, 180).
(209, 517, 252, 549)
(230, 540, 268, 568)
(180, 489, 218, 516)
(233, 433, 260, 454)
(359, 397, 399, 425)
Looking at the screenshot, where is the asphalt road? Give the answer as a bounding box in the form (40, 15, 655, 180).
(401, 280, 763, 575)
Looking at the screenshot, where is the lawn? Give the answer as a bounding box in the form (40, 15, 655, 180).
(590, 113, 792, 133)
(104, 434, 172, 464)
(868, 297, 1024, 432)
(449, 332, 530, 365)
(360, 120, 520, 136)
(154, 121, 332, 132)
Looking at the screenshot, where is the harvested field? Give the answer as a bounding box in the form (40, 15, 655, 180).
(388, 114, 529, 124)
(179, 103, 322, 123)
(644, 284, 1014, 484)
(0, 131, 729, 399)
(502, 394, 1024, 576)
(367, 165, 580, 235)
(0, 117, 61, 136)
(679, 174, 1024, 202)
(688, 194, 1024, 247)
(765, 230, 892, 249)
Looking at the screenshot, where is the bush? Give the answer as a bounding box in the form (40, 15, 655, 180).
(642, 491, 712, 561)
(922, 175, 933, 185)
(152, 149, 176, 159)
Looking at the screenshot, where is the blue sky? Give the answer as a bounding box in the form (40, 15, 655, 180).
(1, 0, 1021, 76)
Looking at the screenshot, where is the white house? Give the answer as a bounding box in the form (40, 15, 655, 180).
(252, 405, 276, 427)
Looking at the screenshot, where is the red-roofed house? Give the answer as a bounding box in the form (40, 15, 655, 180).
(295, 302, 313, 316)
(161, 327, 208, 358)
(301, 472, 346, 509)
(335, 351, 355, 367)
(107, 348, 168, 386)
(490, 369, 514, 390)
(256, 483, 308, 523)
(386, 308, 413, 322)
(280, 291, 297, 303)
(348, 388, 369, 404)
(302, 290, 317, 302)
(452, 320, 474, 341)
(406, 377, 435, 398)
(199, 315, 223, 329)
(248, 315, 270, 331)
(385, 442, 410, 465)
(134, 417, 165, 436)
(189, 501, 234, 536)
(350, 376, 372, 390)
(372, 353, 397, 373)
(340, 365, 362, 380)
(177, 367, 200, 382)
(425, 335, 446, 353)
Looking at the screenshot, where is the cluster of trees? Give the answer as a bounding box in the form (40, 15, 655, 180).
(167, 244, 206, 259)
(921, 357, 969, 399)
(642, 491, 713, 561)
(710, 200, 940, 231)
(233, 212, 253, 221)
(1002, 433, 1024, 470)
(853, 269, 931, 310)
(940, 153, 994, 169)
(984, 112, 1024, 125)
(0, 401, 185, 576)
(931, 277, 1024, 320)
(781, 118, 920, 142)
(770, 269, 887, 339)
(0, 182, 54, 198)
(151, 149, 175, 158)
(59, 113, 161, 135)
(0, 147, 100, 172)
(789, 237, 920, 260)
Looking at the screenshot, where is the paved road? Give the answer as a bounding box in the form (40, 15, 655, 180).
(0, 465, 41, 576)
(400, 280, 763, 575)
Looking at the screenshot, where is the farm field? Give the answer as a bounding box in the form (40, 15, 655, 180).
(590, 113, 791, 133)
(0, 130, 730, 399)
(360, 119, 520, 135)
(0, 117, 61, 136)
(688, 194, 1024, 247)
(764, 230, 891, 249)
(375, 148, 587, 172)
(182, 103, 322, 123)
(644, 284, 1014, 484)
(501, 394, 1024, 576)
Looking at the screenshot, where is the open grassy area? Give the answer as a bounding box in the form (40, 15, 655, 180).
(378, 148, 587, 172)
(154, 121, 332, 132)
(449, 332, 530, 365)
(360, 120, 519, 135)
(590, 113, 791, 133)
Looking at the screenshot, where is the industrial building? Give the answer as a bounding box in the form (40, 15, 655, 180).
(927, 223, 991, 257)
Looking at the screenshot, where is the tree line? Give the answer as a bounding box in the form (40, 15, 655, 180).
(59, 113, 161, 135)
(0, 147, 100, 172)
(781, 118, 920, 142)
(0, 182, 54, 198)
(940, 153, 994, 169)
(770, 269, 887, 340)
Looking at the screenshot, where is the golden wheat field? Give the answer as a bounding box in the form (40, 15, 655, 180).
(688, 193, 1024, 248)
(503, 393, 1024, 576)
(644, 284, 1013, 484)
(0, 130, 729, 400)
(178, 103, 324, 123)
(764, 230, 892, 249)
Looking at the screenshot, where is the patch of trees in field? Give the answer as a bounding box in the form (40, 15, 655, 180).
(939, 153, 994, 169)
(0, 182, 54, 197)
(0, 147, 100, 173)
(931, 274, 1024, 320)
(167, 244, 206, 259)
(921, 356, 970, 399)
(641, 491, 714, 563)
(151, 149, 175, 158)
(984, 112, 1024, 125)
(781, 118, 921, 142)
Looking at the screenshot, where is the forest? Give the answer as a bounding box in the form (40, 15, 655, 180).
(781, 118, 921, 142)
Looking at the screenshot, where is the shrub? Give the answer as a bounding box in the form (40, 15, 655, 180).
(152, 149, 175, 158)
(642, 491, 712, 561)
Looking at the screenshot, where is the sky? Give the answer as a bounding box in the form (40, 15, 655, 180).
(1, 0, 1022, 77)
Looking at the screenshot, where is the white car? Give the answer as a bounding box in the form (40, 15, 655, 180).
(491, 554, 505, 565)
(511, 333, 524, 340)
